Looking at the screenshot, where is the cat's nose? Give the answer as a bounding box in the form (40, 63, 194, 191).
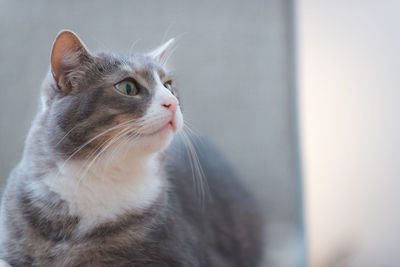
(161, 96, 178, 113)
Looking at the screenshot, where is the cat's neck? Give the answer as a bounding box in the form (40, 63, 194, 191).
(40, 147, 165, 234)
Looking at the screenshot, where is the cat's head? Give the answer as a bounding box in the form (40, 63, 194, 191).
(40, 30, 183, 159)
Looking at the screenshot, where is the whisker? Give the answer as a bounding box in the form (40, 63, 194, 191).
(97, 128, 140, 184)
(179, 132, 198, 195)
(54, 125, 79, 147)
(183, 123, 202, 144)
(183, 120, 201, 135)
(59, 118, 137, 167)
(105, 127, 142, 169)
(161, 22, 175, 44)
(94, 126, 139, 185)
(55, 118, 141, 181)
(76, 125, 135, 186)
(128, 39, 141, 55)
(179, 129, 210, 206)
(69, 125, 132, 191)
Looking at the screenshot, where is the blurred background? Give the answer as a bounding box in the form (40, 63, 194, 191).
(299, 0, 400, 266)
(2, 0, 399, 266)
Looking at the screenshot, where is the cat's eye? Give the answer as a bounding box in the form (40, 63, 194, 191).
(115, 80, 139, 96)
(164, 81, 172, 91)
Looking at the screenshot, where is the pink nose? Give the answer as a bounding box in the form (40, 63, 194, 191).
(161, 96, 178, 113)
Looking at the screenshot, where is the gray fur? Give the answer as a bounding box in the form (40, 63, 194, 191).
(0, 33, 263, 266)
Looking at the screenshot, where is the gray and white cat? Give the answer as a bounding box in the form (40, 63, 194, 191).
(0, 30, 263, 267)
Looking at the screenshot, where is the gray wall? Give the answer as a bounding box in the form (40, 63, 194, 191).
(0, 0, 303, 265)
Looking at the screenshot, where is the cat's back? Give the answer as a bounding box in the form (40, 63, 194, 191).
(165, 136, 264, 267)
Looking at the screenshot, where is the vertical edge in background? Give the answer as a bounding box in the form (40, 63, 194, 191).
(288, 0, 308, 266)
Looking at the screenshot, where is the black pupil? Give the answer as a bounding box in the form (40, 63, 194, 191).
(126, 83, 132, 94)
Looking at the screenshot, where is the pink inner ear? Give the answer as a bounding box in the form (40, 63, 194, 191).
(51, 31, 87, 85)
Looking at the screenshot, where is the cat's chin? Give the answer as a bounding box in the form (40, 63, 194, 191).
(145, 126, 176, 152)
(148, 120, 175, 136)
(127, 126, 177, 155)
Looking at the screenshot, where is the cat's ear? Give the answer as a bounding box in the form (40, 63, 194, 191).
(50, 30, 92, 91)
(148, 38, 176, 65)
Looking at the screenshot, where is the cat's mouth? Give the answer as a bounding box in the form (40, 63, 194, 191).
(148, 120, 176, 136)
(135, 108, 182, 138)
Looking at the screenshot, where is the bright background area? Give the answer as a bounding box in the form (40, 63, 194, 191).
(298, 0, 400, 266)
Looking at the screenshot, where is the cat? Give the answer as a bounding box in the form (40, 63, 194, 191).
(0, 30, 263, 267)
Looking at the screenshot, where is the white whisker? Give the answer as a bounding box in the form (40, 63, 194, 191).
(59, 118, 137, 167)
(54, 125, 79, 146)
(76, 125, 135, 188)
(55, 118, 141, 181)
(179, 128, 209, 206)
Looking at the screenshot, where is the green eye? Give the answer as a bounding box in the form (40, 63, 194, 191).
(115, 80, 138, 96)
(164, 81, 172, 91)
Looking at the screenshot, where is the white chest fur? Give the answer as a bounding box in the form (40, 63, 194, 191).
(41, 151, 163, 233)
